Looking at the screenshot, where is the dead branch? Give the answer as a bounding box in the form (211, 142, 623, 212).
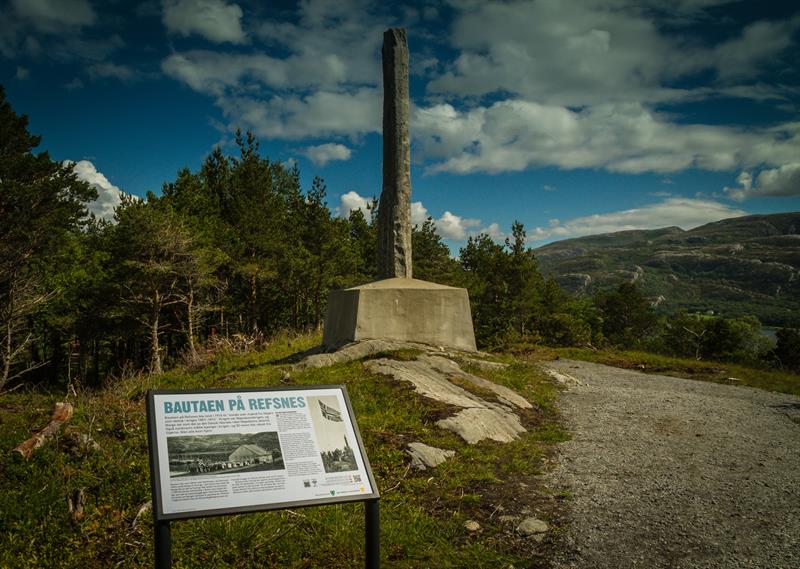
(13, 402, 74, 459)
(131, 500, 152, 532)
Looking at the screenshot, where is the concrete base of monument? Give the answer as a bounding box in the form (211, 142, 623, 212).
(322, 277, 477, 352)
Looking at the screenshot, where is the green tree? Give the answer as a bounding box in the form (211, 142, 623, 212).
(110, 197, 200, 374)
(412, 217, 462, 285)
(347, 206, 377, 283)
(594, 282, 658, 348)
(460, 222, 546, 348)
(774, 328, 800, 371)
(0, 86, 95, 388)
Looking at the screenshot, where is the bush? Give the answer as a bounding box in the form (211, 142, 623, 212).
(775, 328, 800, 371)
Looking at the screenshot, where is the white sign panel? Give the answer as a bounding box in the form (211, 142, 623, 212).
(147, 386, 378, 520)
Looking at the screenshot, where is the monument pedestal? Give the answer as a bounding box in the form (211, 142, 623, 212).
(322, 278, 477, 352)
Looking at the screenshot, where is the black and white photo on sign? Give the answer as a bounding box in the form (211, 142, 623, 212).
(307, 396, 358, 473)
(166, 431, 284, 477)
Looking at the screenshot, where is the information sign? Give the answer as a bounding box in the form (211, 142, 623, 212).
(147, 385, 379, 521)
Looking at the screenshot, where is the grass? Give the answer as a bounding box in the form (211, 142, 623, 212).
(0, 333, 565, 568)
(554, 347, 800, 396)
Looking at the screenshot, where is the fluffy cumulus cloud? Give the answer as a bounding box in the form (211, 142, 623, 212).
(724, 163, 800, 201)
(413, 100, 800, 175)
(528, 198, 748, 242)
(301, 143, 352, 166)
(162, 0, 246, 44)
(12, 0, 96, 32)
(217, 89, 380, 140)
(435, 211, 481, 240)
(69, 160, 126, 221)
(410, 201, 429, 226)
(336, 191, 371, 218)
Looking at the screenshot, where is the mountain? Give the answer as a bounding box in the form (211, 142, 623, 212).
(534, 212, 800, 327)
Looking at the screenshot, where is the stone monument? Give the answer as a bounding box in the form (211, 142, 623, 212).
(322, 28, 476, 352)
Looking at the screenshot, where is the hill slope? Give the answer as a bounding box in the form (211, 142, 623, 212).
(534, 212, 800, 326)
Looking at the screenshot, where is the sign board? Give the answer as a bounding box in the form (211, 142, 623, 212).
(147, 385, 379, 521)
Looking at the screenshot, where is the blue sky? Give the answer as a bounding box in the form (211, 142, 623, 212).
(2, 0, 799, 249)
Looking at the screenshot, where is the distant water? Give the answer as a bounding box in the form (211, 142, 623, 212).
(761, 327, 778, 344)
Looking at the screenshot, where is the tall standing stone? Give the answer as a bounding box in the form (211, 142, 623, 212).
(378, 27, 412, 279)
(321, 27, 476, 352)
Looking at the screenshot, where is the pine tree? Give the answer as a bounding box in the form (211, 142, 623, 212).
(0, 86, 96, 388)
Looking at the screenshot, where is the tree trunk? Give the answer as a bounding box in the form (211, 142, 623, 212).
(1, 316, 12, 390)
(13, 402, 74, 459)
(150, 303, 162, 375)
(187, 286, 197, 360)
(250, 272, 258, 333)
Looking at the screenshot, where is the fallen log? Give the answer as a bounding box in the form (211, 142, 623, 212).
(13, 402, 74, 459)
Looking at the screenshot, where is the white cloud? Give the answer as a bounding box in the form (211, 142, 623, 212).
(64, 77, 84, 90)
(543, 184, 556, 192)
(333, 192, 499, 244)
(712, 17, 800, 82)
(428, 1, 798, 106)
(528, 198, 748, 243)
(162, 0, 246, 44)
(725, 164, 800, 201)
(69, 160, 126, 221)
(301, 143, 352, 166)
(413, 100, 800, 175)
(15, 66, 29, 79)
(87, 62, 139, 82)
(482, 222, 505, 240)
(219, 89, 381, 139)
(12, 0, 95, 32)
(411, 201, 429, 226)
(162, 0, 385, 139)
(435, 211, 481, 240)
(336, 190, 372, 218)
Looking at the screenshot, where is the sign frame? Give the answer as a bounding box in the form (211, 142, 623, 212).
(146, 384, 380, 522)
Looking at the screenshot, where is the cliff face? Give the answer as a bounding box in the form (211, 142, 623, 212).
(534, 212, 800, 326)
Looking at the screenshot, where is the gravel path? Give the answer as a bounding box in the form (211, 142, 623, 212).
(542, 359, 800, 569)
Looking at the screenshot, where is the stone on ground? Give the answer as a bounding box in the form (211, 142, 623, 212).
(437, 407, 526, 444)
(422, 355, 532, 409)
(517, 517, 549, 542)
(406, 442, 455, 470)
(365, 355, 529, 444)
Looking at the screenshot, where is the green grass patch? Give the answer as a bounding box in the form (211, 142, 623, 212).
(0, 334, 564, 568)
(555, 347, 800, 396)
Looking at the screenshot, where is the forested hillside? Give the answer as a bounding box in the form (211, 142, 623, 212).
(535, 213, 800, 327)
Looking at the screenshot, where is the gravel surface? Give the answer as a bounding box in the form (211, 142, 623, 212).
(542, 359, 800, 569)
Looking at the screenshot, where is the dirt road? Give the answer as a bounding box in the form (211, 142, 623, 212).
(542, 359, 800, 569)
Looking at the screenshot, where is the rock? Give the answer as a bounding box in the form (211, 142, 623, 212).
(366, 356, 529, 444)
(465, 520, 481, 532)
(437, 407, 526, 444)
(421, 355, 532, 409)
(406, 442, 455, 470)
(517, 517, 549, 541)
(365, 358, 488, 409)
(541, 366, 585, 387)
(295, 339, 429, 370)
(460, 357, 510, 371)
